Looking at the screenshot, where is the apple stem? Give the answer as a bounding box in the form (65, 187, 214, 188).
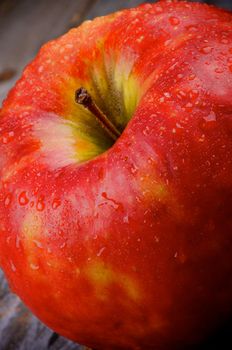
(75, 87, 121, 141)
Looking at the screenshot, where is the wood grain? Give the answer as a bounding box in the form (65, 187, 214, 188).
(0, 0, 232, 349)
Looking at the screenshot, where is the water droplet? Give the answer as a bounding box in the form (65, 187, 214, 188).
(189, 89, 199, 100)
(188, 74, 196, 81)
(177, 73, 183, 80)
(169, 16, 180, 26)
(130, 164, 138, 174)
(164, 92, 171, 98)
(36, 197, 45, 211)
(143, 126, 150, 135)
(123, 215, 129, 223)
(60, 242, 66, 249)
(173, 123, 184, 136)
(176, 122, 184, 129)
(30, 263, 40, 270)
(19, 191, 29, 206)
(52, 198, 61, 209)
(164, 39, 172, 47)
(38, 65, 44, 73)
(2, 136, 9, 144)
(186, 25, 198, 32)
(185, 102, 193, 109)
(101, 192, 122, 210)
(4, 193, 12, 207)
(97, 247, 106, 257)
(154, 235, 159, 243)
(198, 134, 205, 142)
(16, 235, 20, 249)
(200, 46, 213, 54)
(177, 90, 186, 99)
(33, 240, 43, 249)
(10, 260, 16, 272)
(136, 35, 144, 43)
(203, 111, 217, 124)
(147, 157, 155, 164)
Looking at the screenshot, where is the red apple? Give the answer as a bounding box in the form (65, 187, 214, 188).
(1, 1, 232, 349)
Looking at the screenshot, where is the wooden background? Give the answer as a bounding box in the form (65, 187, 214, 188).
(0, 1, 232, 349)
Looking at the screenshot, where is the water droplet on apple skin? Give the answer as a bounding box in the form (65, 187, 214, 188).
(100, 192, 122, 211)
(36, 196, 45, 211)
(10, 260, 17, 272)
(30, 263, 40, 270)
(198, 134, 206, 143)
(97, 247, 106, 257)
(143, 126, 150, 136)
(60, 242, 66, 249)
(200, 46, 213, 54)
(130, 165, 138, 174)
(4, 193, 12, 207)
(177, 90, 187, 99)
(189, 89, 199, 101)
(185, 102, 193, 109)
(199, 111, 217, 130)
(52, 198, 61, 210)
(154, 235, 160, 243)
(18, 191, 29, 206)
(16, 235, 21, 249)
(186, 25, 198, 33)
(188, 74, 196, 81)
(123, 215, 129, 224)
(33, 240, 43, 249)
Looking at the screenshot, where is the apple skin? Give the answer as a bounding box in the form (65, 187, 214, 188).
(1, 0, 232, 349)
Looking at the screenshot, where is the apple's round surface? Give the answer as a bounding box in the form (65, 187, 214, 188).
(0, 1, 232, 349)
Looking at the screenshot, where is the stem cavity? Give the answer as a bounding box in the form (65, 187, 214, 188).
(75, 87, 121, 142)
